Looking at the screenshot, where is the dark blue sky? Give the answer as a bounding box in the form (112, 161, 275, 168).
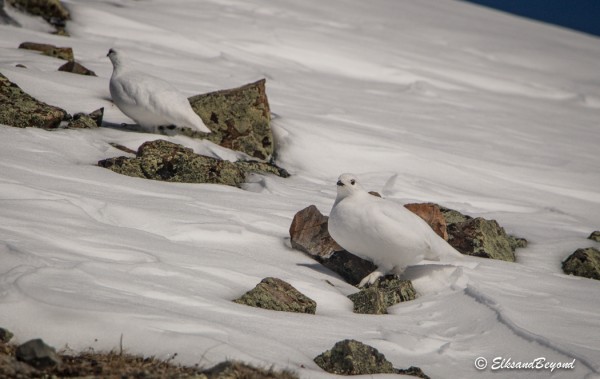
(462, 0, 600, 37)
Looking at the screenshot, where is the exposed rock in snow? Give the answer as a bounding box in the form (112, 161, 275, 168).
(98, 139, 285, 187)
(15, 339, 60, 370)
(233, 277, 316, 314)
(314, 339, 429, 378)
(562, 247, 600, 280)
(0, 328, 13, 343)
(0, 72, 67, 128)
(347, 276, 416, 314)
(588, 231, 600, 242)
(18, 41, 73, 61)
(66, 108, 102, 129)
(7, 0, 69, 34)
(186, 79, 274, 160)
(58, 61, 96, 76)
(404, 202, 449, 240)
(440, 207, 526, 261)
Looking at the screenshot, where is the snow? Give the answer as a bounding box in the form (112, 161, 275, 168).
(1, 0, 600, 378)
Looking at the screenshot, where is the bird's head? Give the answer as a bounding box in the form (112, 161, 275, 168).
(106, 48, 122, 67)
(335, 173, 363, 200)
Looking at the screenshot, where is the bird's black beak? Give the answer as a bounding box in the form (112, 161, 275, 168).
(337, 180, 344, 186)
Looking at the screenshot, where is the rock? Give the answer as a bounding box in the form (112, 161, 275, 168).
(404, 202, 448, 240)
(314, 340, 429, 378)
(368, 191, 381, 197)
(588, 231, 600, 242)
(98, 139, 286, 187)
(58, 61, 96, 76)
(0, 72, 68, 128)
(289, 205, 376, 286)
(204, 361, 298, 379)
(1, 0, 20, 25)
(67, 107, 102, 129)
(182, 79, 273, 160)
(347, 276, 416, 314)
(18, 42, 73, 61)
(0, 327, 13, 343)
(562, 247, 600, 280)
(0, 354, 37, 378)
(7, 0, 70, 33)
(233, 277, 316, 314)
(440, 207, 526, 262)
(15, 338, 61, 369)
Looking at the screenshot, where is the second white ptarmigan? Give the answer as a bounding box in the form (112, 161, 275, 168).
(328, 173, 465, 287)
(107, 48, 211, 133)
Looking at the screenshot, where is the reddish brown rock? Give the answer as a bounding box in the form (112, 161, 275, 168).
(58, 61, 96, 76)
(404, 203, 448, 240)
(289, 205, 376, 286)
(18, 42, 73, 61)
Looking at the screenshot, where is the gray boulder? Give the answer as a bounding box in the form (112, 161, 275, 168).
(588, 231, 600, 242)
(562, 247, 600, 280)
(347, 276, 416, 314)
(15, 338, 61, 369)
(0, 72, 67, 128)
(233, 277, 316, 314)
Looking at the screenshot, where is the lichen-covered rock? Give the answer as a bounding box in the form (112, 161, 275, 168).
(562, 247, 600, 280)
(98, 139, 286, 187)
(440, 207, 525, 262)
(204, 361, 298, 379)
(233, 277, 316, 314)
(58, 61, 96, 76)
(289, 205, 376, 286)
(18, 42, 73, 61)
(0, 72, 67, 128)
(0, 327, 13, 343)
(347, 276, 416, 314)
(314, 340, 429, 378)
(588, 231, 600, 242)
(7, 0, 69, 33)
(67, 108, 102, 129)
(404, 202, 448, 240)
(314, 339, 395, 375)
(15, 338, 61, 369)
(184, 79, 273, 160)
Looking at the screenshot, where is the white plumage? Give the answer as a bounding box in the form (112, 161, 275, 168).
(107, 48, 211, 133)
(328, 173, 464, 287)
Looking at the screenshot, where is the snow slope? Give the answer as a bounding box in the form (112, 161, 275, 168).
(1, 0, 599, 378)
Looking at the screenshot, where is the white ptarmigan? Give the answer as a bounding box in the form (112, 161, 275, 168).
(107, 48, 211, 133)
(328, 173, 465, 287)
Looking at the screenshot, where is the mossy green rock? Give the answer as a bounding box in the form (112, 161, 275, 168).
(562, 247, 600, 280)
(0, 327, 13, 343)
(182, 79, 273, 160)
(440, 207, 525, 262)
(98, 140, 286, 187)
(0, 72, 67, 128)
(234, 277, 316, 314)
(348, 277, 416, 314)
(314, 339, 395, 375)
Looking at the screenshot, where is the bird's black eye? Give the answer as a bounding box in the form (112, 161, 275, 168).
(350, 179, 355, 185)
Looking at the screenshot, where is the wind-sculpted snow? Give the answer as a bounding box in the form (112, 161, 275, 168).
(1, 0, 599, 378)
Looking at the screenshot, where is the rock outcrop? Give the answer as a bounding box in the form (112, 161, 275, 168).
(180, 79, 273, 160)
(440, 207, 525, 262)
(67, 107, 102, 129)
(562, 247, 600, 280)
(98, 140, 287, 187)
(58, 61, 96, 76)
(15, 339, 61, 369)
(0, 72, 67, 128)
(7, 0, 70, 34)
(347, 276, 416, 314)
(404, 202, 448, 240)
(314, 339, 429, 378)
(233, 277, 316, 314)
(289, 205, 376, 286)
(18, 42, 73, 61)
(588, 231, 600, 243)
